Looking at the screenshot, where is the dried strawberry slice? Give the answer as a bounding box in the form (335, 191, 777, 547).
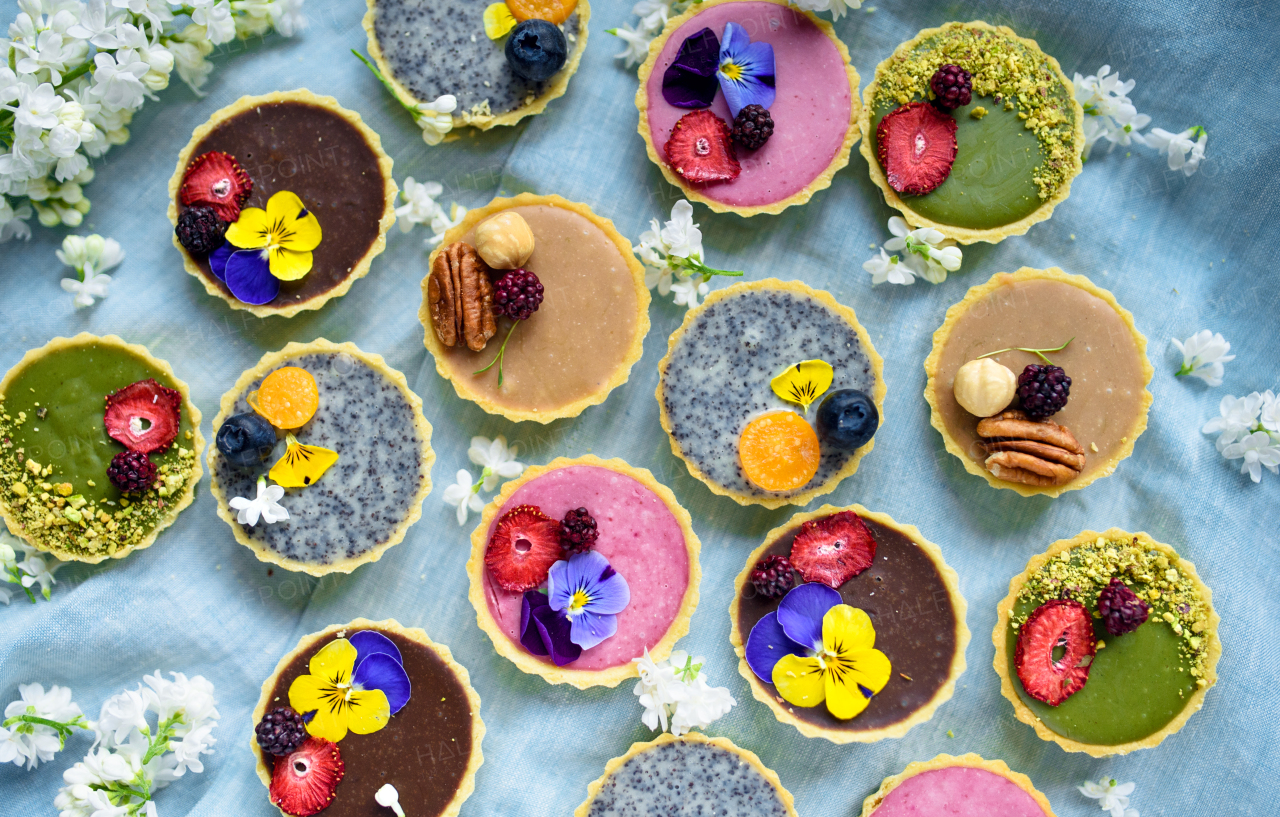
(103, 379, 182, 454)
(876, 101, 958, 195)
(788, 510, 877, 589)
(485, 504, 563, 592)
(664, 110, 741, 183)
(180, 151, 253, 222)
(1015, 598, 1097, 706)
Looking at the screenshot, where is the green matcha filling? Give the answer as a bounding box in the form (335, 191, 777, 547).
(1007, 536, 1211, 746)
(0, 343, 197, 559)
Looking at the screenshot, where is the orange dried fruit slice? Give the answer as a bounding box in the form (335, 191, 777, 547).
(248, 367, 319, 429)
(738, 411, 821, 492)
(505, 0, 577, 24)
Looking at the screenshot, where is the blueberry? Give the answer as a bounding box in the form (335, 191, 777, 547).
(817, 389, 879, 450)
(505, 20, 567, 82)
(216, 412, 278, 468)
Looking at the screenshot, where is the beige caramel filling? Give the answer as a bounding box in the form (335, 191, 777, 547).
(935, 278, 1145, 480)
(436, 205, 640, 413)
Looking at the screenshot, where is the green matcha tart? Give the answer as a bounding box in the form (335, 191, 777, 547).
(994, 529, 1221, 756)
(0, 334, 203, 563)
(859, 22, 1084, 244)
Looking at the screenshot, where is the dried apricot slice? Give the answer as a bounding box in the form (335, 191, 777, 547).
(738, 411, 821, 492)
(248, 367, 319, 429)
(505, 0, 577, 24)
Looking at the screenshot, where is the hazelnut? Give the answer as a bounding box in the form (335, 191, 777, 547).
(474, 211, 534, 270)
(953, 358, 1016, 417)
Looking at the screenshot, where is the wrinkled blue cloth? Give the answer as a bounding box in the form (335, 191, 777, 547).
(2, 1, 1277, 815)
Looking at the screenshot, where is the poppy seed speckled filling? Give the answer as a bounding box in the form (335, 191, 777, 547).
(213, 353, 425, 565)
(588, 742, 787, 817)
(371, 0, 581, 117)
(661, 288, 875, 498)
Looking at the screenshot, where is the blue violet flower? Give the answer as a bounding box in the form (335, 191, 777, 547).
(210, 240, 280, 306)
(349, 630, 412, 715)
(520, 590, 581, 666)
(717, 22, 775, 119)
(662, 27, 721, 108)
(550, 551, 631, 650)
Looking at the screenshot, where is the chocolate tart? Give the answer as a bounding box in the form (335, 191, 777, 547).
(658, 279, 885, 508)
(924, 267, 1153, 497)
(861, 754, 1055, 817)
(363, 0, 590, 131)
(420, 193, 649, 424)
(637, 0, 860, 217)
(575, 732, 797, 817)
(168, 90, 397, 317)
(208, 340, 434, 576)
(858, 22, 1085, 244)
(0, 334, 203, 563)
(467, 455, 701, 690)
(730, 505, 968, 743)
(994, 529, 1221, 756)
(251, 618, 484, 817)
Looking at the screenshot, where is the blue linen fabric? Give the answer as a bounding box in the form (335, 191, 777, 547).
(2, 0, 1278, 815)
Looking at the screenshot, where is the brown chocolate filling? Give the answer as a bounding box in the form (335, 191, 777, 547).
(180, 101, 386, 308)
(735, 517, 958, 731)
(264, 628, 474, 817)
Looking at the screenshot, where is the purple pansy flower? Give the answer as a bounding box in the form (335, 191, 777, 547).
(744, 582, 839, 682)
(350, 630, 411, 714)
(520, 590, 581, 666)
(548, 551, 631, 650)
(717, 22, 775, 118)
(209, 236, 280, 305)
(662, 27, 721, 108)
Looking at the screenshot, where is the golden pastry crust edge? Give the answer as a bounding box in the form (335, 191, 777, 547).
(860, 753, 1057, 816)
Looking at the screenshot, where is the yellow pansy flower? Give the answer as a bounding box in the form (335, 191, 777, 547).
(770, 360, 834, 412)
(224, 190, 322, 281)
(269, 434, 339, 488)
(483, 2, 517, 39)
(288, 638, 390, 742)
(771, 604, 891, 720)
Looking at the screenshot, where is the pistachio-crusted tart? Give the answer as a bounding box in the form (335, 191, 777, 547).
(467, 456, 701, 690)
(251, 619, 483, 817)
(363, 0, 589, 132)
(995, 529, 1220, 756)
(208, 340, 434, 575)
(168, 90, 397, 317)
(420, 194, 649, 423)
(0, 334, 203, 563)
(859, 22, 1084, 244)
(861, 754, 1055, 817)
(637, 0, 860, 216)
(658, 279, 885, 508)
(924, 267, 1153, 497)
(575, 732, 797, 817)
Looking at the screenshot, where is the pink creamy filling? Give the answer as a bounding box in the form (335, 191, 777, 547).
(645, 1, 851, 207)
(872, 767, 1048, 817)
(482, 466, 690, 670)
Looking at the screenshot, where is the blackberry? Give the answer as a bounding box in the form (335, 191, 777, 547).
(930, 64, 972, 111)
(749, 554, 796, 601)
(559, 507, 599, 555)
(175, 206, 227, 257)
(106, 451, 157, 493)
(1017, 364, 1071, 419)
(731, 104, 774, 150)
(492, 268, 544, 321)
(1097, 577, 1150, 636)
(255, 707, 307, 757)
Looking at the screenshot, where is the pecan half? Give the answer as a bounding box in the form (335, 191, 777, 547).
(976, 410, 1085, 487)
(428, 242, 496, 352)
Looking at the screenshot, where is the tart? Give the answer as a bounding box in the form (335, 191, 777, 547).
(658, 279, 885, 508)
(861, 754, 1055, 817)
(858, 22, 1085, 244)
(0, 334, 203, 563)
(420, 193, 649, 424)
(924, 267, 1153, 497)
(576, 732, 797, 817)
(994, 529, 1221, 756)
(467, 455, 701, 689)
(251, 619, 483, 817)
(731, 505, 968, 743)
(363, 0, 589, 131)
(637, 0, 860, 216)
(208, 340, 434, 575)
(168, 90, 397, 317)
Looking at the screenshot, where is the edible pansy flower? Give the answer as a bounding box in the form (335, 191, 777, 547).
(716, 22, 774, 119)
(268, 433, 339, 488)
(548, 551, 631, 650)
(520, 590, 581, 666)
(483, 2, 518, 39)
(214, 191, 322, 304)
(662, 27, 720, 108)
(771, 360, 833, 412)
(745, 583, 891, 720)
(289, 633, 412, 743)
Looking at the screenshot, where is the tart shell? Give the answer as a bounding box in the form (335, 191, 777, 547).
(466, 455, 702, 690)
(860, 753, 1056, 817)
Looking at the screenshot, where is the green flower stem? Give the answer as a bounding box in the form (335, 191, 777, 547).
(141, 714, 183, 765)
(1175, 363, 1194, 376)
(474, 321, 520, 387)
(978, 337, 1074, 366)
(5, 566, 38, 603)
(1, 713, 90, 747)
(671, 255, 742, 280)
(352, 50, 423, 122)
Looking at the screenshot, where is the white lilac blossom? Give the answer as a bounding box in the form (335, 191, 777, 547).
(632, 648, 736, 736)
(1073, 66, 1151, 158)
(1, 0, 307, 242)
(1221, 431, 1280, 484)
(864, 216, 962, 286)
(1172, 330, 1233, 387)
(1202, 391, 1280, 484)
(3, 536, 65, 603)
(442, 468, 485, 526)
(228, 476, 289, 526)
(427, 202, 467, 247)
(0, 684, 90, 770)
(1202, 392, 1265, 450)
(394, 177, 444, 232)
(1078, 777, 1138, 817)
(57, 232, 122, 306)
(352, 49, 456, 146)
(634, 199, 741, 309)
(787, 0, 861, 21)
(608, 1, 694, 69)
(467, 435, 525, 491)
(1146, 126, 1208, 176)
(1259, 390, 1280, 434)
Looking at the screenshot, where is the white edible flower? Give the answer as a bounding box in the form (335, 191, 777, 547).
(1078, 777, 1136, 817)
(669, 275, 708, 309)
(193, 0, 237, 45)
(1073, 66, 1150, 158)
(633, 648, 687, 732)
(15, 543, 64, 599)
(229, 476, 290, 527)
(1202, 392, 1264, 450)
(467, 435, 525, 491)
(57, 234, 123, 308)
(1221, 431, 1280, 484)
(417, 94, 457, 146)
(9, 81, 65, 130)
(644, 264, 673, 296)
(60, 271, 112, 307)
(608, 22, 654, 68)
(0, 201, 34, 243)
(670, 674, 736, 736)
(394, 177, 444, 232)
(89, 48, 150, 110)
(788, 0, 861, 22)
(442, 469, 484, 526)
(1259, 391, 1280, 435)
(659, 199, 702, 259)
(96, 687, 151, 747)
(375, 784, 406, 816)
(0, 684, 85, 770)
(632, 649, 735, 736)
(1171, 330, 1233, 387)
(634, 199, 737, 307)
(269, 0, 308, 37)
(427, 202, 467, 247)
(867, 216, 961, 285)
(863, 247, 913, 285)
(1146, 127, 1207, 176)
